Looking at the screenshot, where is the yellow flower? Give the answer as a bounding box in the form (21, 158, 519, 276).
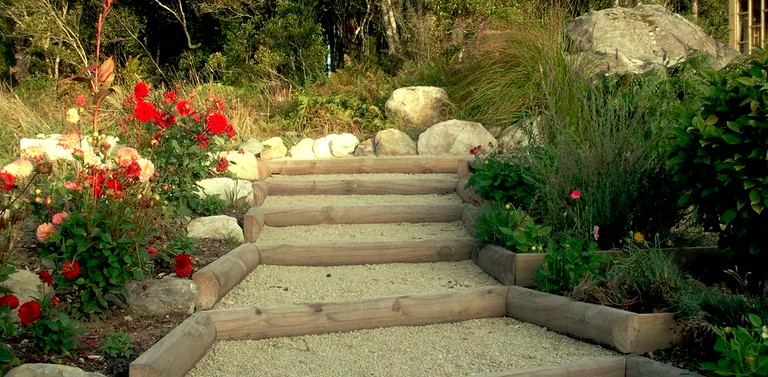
(633, 232, 645, 243)
(66, 108, 80, 124)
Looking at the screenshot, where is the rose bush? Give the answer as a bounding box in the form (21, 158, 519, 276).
(119, 83, 235, 215)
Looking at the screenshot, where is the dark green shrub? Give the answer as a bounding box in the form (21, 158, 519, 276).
(474, 202, 550, 253)
(466, 151, 541, 211)
(535, 237, 608, 294)
(670, 49, 768, 258)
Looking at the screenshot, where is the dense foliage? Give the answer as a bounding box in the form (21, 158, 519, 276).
(671, 49, 768, 259)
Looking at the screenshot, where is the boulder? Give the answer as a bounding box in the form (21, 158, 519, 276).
(384, 86, 450, 131)
(1, 270, 44, 310)
(260, 137, 288, 160)
(196, 177, 254, 206)
(187, 215, 244, 243)
(237, 138, 264, 155)
(497, 117, 541, 150)
(373, 129, 417, 156)
(313, 136, 334, 158)
(126, 277, 198, 316)
(417, 120, 497, 155)
(289, 138, 316, 159)
(566, 4, 740, 74)
(353, 138, 375, 157)
(7, 363, 106, 377)
(329, 133, 360, 157)
(218, 150, 259, 181)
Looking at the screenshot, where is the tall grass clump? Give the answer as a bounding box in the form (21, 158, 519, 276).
(449, 7, 567, 129)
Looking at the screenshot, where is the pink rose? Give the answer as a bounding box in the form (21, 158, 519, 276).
(64, 180, 82, 191)
(1, 158, 34, 179)
(114, 147, 140, 167)
(570, 189, 581, 200)
(137, 158, 155, 182)
(52, 212, 69, 225)
(36, 223, 56, 241)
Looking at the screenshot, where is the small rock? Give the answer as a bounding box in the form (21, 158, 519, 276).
(6, 363, 107, 377)
(289, 138, 316, 159)
(374, 129, 417, 156)
(218, 150, 259, 181)
(126, 277, 198, 316)
(260, 137, 288, 160)
(329, 133, 360, 157)
(313, 136, 335, 158)
(187, 215, 244, 243)
(353, 139, 375, 157)
(196, 177, 254, 206)
(237, 138, 264, 155)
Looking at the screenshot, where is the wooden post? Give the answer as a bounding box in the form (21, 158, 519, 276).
(257, 159, 271, 180)
(192, 243, 261, 310)
(266, 156, 464, 175)
(471, 356, 626, 377)
(211, 286, 509, 340)
(457, 159, 470, 178)
(505, 287, 676, 354)
(455, 179, 480, 204)
(473, 245, 517, 285)
(258, 238, 474, 266)
(263, 177, 458, 196)
(251, 181, 269, 206)
(129, 313, 216, 377)
(243, 207, 265, 242)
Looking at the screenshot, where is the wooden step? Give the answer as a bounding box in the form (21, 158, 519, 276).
(258, 174, 459, 196)
(265, 156, 468, 175)
(257, 238, 475, 265)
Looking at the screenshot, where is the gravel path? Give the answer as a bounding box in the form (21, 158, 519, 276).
(187, 317, 616, 377)
(264, 193, 464, 207)
(184, 173, 618, 376)
(267, 173, 458, 181)
(214, 261, 500, 309)
(257, 222, 472, 243)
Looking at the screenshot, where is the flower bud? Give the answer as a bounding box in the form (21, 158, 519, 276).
(36, 161, 53, 175)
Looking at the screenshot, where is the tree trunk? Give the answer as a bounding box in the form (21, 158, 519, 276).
(380, 0, 400, 56)
(691, 0, 698, 20)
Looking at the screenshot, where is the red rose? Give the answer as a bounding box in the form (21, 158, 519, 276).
(133, 82, 150, 100)
(62, 260, 81, 279)
(18, 300, 42, 325)
(174, 254, 193, 277)
(134, 100, 158, 122)
(205, 112, 229, 135)
(50, 295, 61, 307)
(75, 95, 87, 106)
(146, 246, 158, 256)
(569, 189, 581, 200)
(37, 270, 53, 286)
(176, 99, 194, 116)
(215, 157, 229, 172)
(163, 91, 176, 104)
(0, 172, 15, 191)
(0, 294, 19, 309)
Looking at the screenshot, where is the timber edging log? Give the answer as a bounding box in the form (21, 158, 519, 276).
(505, 286, 678, 354)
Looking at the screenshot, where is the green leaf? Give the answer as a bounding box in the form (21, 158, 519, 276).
(722, 133, 741, 145)
(749, 313, 763, 327)
(726, 121, 741, 132)
(750, 189, 761, 205)
(737, 77, 756, 86)
(722, 208, 737, 224)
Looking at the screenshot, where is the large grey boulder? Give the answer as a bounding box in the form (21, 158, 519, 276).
(126, 277, 198, 316)
(566, 4, 740, 74)
(1, 270, 45, 311)
(237, 138, 263, 155)
(329, 133, 360, 157)
(385, 86, 450, 131)
(417, 120, 497, 155)
(373, 129, 417, 156)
